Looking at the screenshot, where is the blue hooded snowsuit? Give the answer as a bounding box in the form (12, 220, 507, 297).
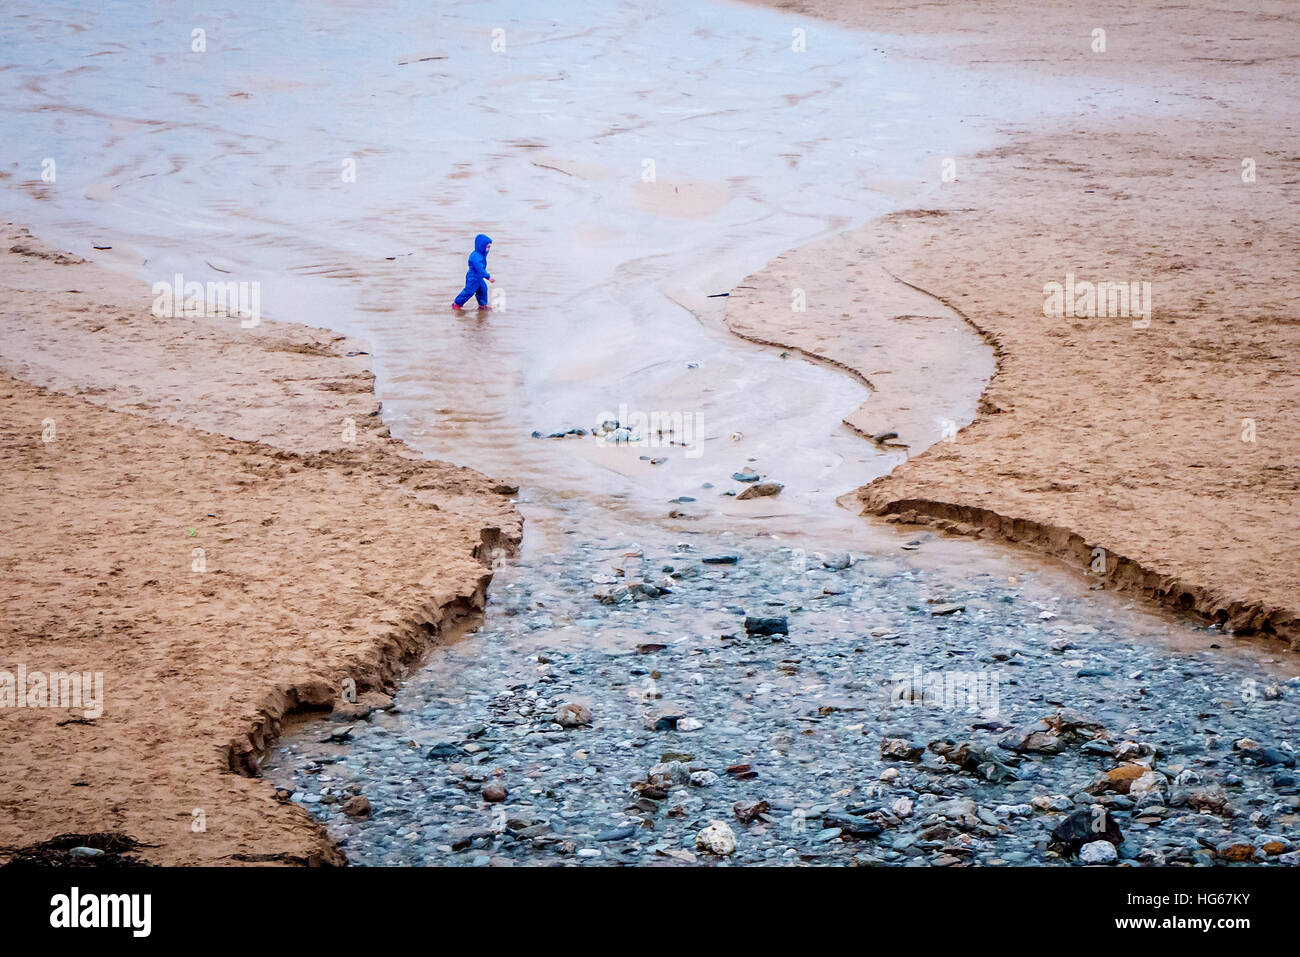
(454, 233, 492, 307)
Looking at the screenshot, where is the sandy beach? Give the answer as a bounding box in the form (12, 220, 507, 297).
(0, 0, 1297, 881)
(735, 0, 1300, 643)
(0, 228, 520, 865)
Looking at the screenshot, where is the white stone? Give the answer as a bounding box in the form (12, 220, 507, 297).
(1080, 840, 1118, 864)
(689, 770, 720, 787)
(695, 820, 737, 856)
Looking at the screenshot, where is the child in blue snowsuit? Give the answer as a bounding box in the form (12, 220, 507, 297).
(451, 233, 493, 310)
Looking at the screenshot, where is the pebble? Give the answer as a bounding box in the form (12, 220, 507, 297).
(597, 825, 637, 841)
(265, 537, 1300, 868)
(736, 481, 783, 500)
(1079, 840, 1118, 865)
(341, 795, 372, 818)
(695, 821, 737, 856)
(556, 702, 592, 728)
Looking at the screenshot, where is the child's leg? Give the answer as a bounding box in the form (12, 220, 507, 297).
(453, 282, 475, 307)
(475, 281, 489, 307)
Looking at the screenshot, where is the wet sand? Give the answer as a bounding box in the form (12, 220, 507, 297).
(738, 0, 1300, 643)
(0, 0, 1002, 543)
(0, 229, 520, 865)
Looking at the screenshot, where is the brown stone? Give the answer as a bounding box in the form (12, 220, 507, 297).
(341, 795, 371, 818)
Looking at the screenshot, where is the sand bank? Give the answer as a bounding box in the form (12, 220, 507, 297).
(735, 0, 1299, 643)
(0, 228, 521, 865)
